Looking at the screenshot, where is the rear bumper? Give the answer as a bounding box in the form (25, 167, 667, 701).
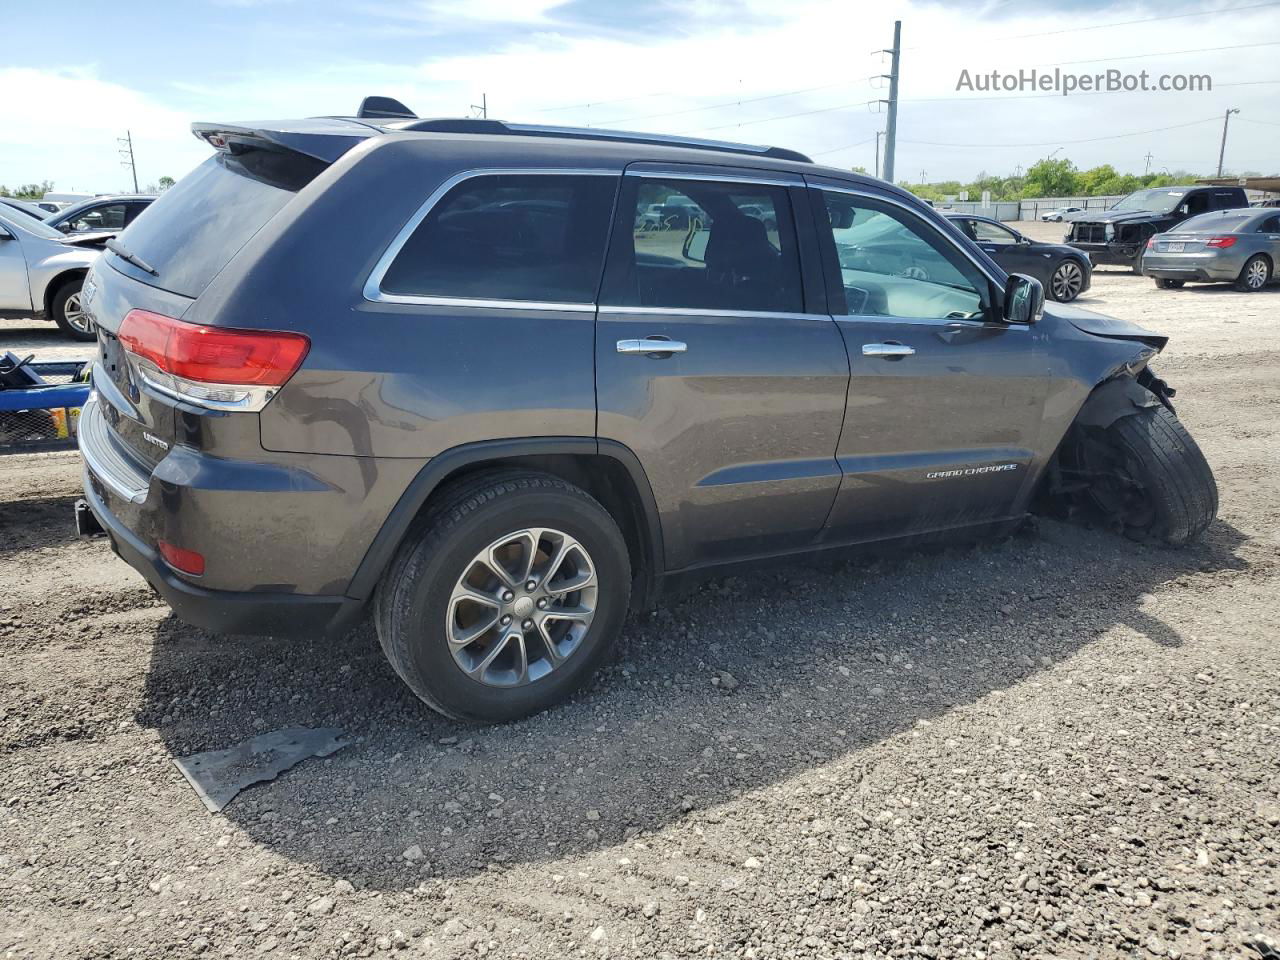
(1143, 253, 1242, 282)
(1067, 241, 1140, 267)
(81, 467, 365, 637)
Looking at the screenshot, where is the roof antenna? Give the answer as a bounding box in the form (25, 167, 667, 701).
(357, 96, 416, 120)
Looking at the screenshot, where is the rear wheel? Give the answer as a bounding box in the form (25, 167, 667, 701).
(1235, 254, 1271, 292)
(1154, 278, 1185, 289)
(51, 277, 94, 341)
(1072, 404, 1217, 546)
(375, 471, 631, 723)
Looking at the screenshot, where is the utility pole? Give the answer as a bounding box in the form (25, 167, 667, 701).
(880, 20, 901, 184)
(118, 130, 138, 193)
(874, 131, 882, 179)
(471, 93, 488, 119)
(1216, 108, 1239, 177)
(919, 169, 927, 184)
(1143, 151, 1153, 174)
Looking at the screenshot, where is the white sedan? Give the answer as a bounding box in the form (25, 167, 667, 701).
(1042, 206, 1084, 222)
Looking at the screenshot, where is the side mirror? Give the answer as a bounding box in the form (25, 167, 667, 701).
(1003, 273, 1044, 324)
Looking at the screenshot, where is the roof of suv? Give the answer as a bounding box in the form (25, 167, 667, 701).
(190, 111, 902, 203)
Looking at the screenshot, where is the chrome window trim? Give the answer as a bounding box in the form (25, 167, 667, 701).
(599, 305, 828, 322)
(363, 167, 619, 309)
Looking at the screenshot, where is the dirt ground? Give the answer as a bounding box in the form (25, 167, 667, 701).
(2, 235, 1279, 959)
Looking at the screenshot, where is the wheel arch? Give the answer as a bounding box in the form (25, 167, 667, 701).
(41, 267, 88, 316)
(346, 437, 665, 609)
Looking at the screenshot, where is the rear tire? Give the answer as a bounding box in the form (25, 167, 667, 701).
(1154, 278, 1185, 289)
(1234, 254, 1271, 292)
(375, 471, 631, 723)
(51, 276, 94, 341)
(1077, 404, 1217, 546)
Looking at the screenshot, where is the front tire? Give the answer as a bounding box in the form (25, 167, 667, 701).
(375, 471, 631, 723)
(1235, 254, 1271, 292)
(1049, 259, 1086, 302)
(51, 276, 94, 341)
(1075, 404, 1218, 546)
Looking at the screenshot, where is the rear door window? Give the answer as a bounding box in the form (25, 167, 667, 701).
(603, 177, 804, 313)
(378, 173, 618, 304)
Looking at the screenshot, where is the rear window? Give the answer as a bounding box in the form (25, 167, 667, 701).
(1176, 212, 1254, 233)
(377, 173, 618, 304)
(108, 150, 322, 298)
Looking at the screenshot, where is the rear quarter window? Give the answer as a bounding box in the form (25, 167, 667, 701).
(376, 173, 619, 304)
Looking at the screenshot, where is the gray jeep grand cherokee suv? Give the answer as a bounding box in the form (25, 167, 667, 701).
(77, 103, 1217, 723)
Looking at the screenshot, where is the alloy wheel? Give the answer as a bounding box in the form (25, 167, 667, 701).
(1246, 259, 1269, 290)
(446, 527, 597, 687)
(1052, 261, 1084, 301)
(63, 291, 93, 335)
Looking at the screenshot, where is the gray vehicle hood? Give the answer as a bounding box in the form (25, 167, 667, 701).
(1048, 302, 1168, 350)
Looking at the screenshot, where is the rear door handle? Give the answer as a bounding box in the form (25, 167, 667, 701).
(862, 342, 915, 358)
(617, 338, 687, 355)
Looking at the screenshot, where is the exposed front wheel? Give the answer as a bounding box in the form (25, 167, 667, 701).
(51, 277, 95, 341)
(1049, 259, 1085, 302)
(375, 471, 631, 723)
(1072, 403, 1218, 546)
(1235, 254, 1271, 292)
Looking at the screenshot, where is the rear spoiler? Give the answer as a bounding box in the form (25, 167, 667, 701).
(191, 118, 376, 164)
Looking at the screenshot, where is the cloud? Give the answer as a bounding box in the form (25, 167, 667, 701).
(0, 67, 206, 191)
(0, 0, 1274, 189)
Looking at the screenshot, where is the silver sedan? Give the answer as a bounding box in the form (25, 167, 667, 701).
(1144, 207, 1280, 292)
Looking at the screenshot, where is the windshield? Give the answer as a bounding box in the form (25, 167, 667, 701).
(1111, 188, 1187, 214)
(0, 206, 66, 240)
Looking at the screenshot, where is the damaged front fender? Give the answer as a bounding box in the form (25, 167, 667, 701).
(1073, 369, 1175, 430)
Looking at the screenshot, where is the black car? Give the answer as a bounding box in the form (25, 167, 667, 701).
(945, 214, 1091, 302)
(1066, 185, 1249, 272)
(76, 99, 1217, 724)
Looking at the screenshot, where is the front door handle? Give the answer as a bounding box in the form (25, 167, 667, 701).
(617, 338, 687, 355)
(862, 342, 915, 358)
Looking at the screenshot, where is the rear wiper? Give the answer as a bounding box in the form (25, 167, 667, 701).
(105, 238, 158, 277)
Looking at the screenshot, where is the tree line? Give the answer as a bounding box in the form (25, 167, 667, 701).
(1, 177, 175, 199)
(872, 157, 1211, 203)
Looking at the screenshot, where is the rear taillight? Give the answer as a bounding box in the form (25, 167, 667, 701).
(1205, 236, 1237, 248)
(118, 309, 309, 411)
(1146, 236, 1156, 249)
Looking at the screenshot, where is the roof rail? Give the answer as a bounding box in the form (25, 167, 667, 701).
(391, 117, 812, 164)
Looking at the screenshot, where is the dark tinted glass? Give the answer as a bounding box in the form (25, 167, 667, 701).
(110, 153, 314, 298)
(381, 174, 618, 303)
(607, 178, 804, 313)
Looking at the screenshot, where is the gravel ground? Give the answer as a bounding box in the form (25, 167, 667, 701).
(2, 231, 1279, 959)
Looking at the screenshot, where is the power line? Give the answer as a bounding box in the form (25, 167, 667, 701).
(604, 38, 1279, 137)
(898, 115, 1222, 149)
(1042, 39, 1280, 69)
(810, 136, 878, 157)
(906, 0, 1280, 47)
(1239, 116, 1280, 127)
(528, 0, 1280, 118)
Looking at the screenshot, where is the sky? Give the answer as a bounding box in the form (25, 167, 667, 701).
(0, 0, 1276, 193)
